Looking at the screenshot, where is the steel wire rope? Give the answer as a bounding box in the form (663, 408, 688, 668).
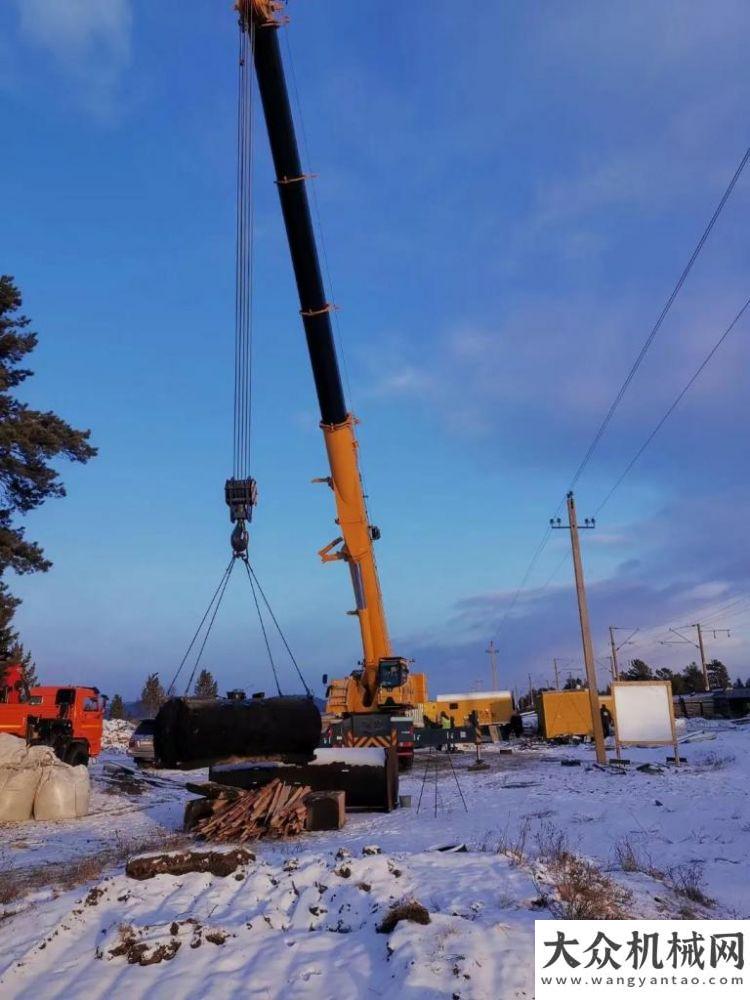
(234, 17, 256, 480)
(166, 557, 235, 695)
(243, 559, 283, 696)
(183, 558, 237, 695)
(246, 561, 312, 696)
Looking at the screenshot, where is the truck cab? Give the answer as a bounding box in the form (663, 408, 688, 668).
(0, 680, 105, 765)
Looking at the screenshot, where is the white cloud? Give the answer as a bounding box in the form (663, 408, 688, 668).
(366, 365, 436, 399)
(14, 0, 132, 118)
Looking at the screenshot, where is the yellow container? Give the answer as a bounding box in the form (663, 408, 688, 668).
(421, 691, 514, 727)
(538, 690, 613, 738)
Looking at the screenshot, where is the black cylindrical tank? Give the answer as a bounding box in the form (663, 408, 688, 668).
(154, 695, 322, 768)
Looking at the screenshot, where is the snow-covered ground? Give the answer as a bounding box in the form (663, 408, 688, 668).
(0, 719, 748, 998)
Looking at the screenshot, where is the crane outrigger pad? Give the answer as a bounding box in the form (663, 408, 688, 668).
(209, 746, 399, 812)
(154, 695, 321, 769)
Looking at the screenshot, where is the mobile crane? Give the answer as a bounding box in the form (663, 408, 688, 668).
(240, 1, 427, 741)
(156, 1, 427, 780)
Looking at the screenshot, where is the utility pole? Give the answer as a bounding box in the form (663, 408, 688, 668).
(660, 623, 730, 692)
(608, 626, 620, 681)
(486, 640, 499, 690)
(695, 623, 709, 692)
(608, 626, 639, 682)
(528, 673, 534, 710)
(551, 492, 607, 764)
(553, 658, 560, 690)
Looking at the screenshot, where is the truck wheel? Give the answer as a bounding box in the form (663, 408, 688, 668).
(66, 744, 89, 767)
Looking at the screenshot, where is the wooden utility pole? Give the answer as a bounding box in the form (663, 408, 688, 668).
(553, 658, 561, 690)
(486, 640, 499, 690)
(551, 492, 606, 764)
(608, 626, 620, 681)
(661, 623, 730, 692)
(694, 623, 709, 692)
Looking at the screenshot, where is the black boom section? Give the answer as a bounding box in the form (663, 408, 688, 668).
(253, 25, 347, 426)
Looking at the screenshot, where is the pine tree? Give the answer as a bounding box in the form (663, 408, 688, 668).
(13, 645, 37, 688)
(0, 581, 37, 688)
(194, 668, 219, 699)
(0, 276, 96, 663)
(655, 666, 686, 695)
(622, 658, 653, 681)
(682, 662, 706, 693)
(109, 694, 125, 719)
(140, 673, 166, 717)
(706, 659, 730, 691)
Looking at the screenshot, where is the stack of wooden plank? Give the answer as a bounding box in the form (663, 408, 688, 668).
(191, 778, 311, 843)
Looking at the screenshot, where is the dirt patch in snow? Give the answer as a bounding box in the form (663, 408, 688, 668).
(126, 848, 254, 880)
(377, 899, 431, 933)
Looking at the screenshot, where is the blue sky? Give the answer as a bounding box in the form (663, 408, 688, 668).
(1, 0, 749, 700)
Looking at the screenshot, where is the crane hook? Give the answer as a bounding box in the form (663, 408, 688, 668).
(231, 520, 250, 559)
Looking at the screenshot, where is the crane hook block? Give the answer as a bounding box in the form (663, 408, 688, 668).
(231, 521, 250, 558)
(225, 477, 258, 523)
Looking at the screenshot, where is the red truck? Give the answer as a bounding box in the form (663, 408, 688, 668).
(0, 663, 106, 765)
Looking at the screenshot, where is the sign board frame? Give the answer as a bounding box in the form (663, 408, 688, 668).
(611, 680, 679, 764)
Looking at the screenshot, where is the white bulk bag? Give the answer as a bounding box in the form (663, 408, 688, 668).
(33, 761, 90, 821)
(71, 764, 91, 818)
(0, 733, 27, 767)
(24, 744, 59, 768)
(0, 765, 42, 822)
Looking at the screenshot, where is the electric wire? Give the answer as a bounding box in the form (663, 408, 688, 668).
(595, 294, 750, 515)
(494, 149, 750, 646)
(569, 145, 750, 492)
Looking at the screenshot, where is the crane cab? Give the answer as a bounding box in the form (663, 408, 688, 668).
(377, 657, 410, 690)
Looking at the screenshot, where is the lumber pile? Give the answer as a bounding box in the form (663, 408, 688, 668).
(192, 778, 311, 842)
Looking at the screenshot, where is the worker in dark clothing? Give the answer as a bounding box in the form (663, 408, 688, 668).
(600, 704, 613, 738)
(510, 712, 524, 738)
(468, 709, 479, 742)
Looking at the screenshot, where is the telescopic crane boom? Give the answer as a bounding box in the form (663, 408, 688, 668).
(239, 1, 424, 714)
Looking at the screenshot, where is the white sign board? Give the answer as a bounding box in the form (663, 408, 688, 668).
(612, 680, 674, 745)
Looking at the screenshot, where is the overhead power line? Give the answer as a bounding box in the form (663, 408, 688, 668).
(569, 145, 750, 492)
(493, 147, 749, 643)
(495, 525, 553, 637)
(596, 294, 750, 514)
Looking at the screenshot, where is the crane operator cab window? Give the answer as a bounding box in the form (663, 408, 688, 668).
(377, 657, 408, 690)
